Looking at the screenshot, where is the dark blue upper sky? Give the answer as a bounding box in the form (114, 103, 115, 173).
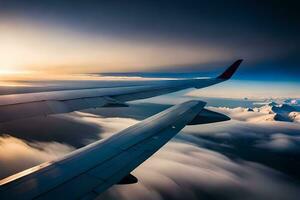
(0, 0, 299, 81)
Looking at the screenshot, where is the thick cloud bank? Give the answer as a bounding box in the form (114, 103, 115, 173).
(0, 135, 74, 179)
(255, 133, 300, 153)
(0, 112, 139, 179)
(0, 101, 300, 200)
(100, 142, 300, 200)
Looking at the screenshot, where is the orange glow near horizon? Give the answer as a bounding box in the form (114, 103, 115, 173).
(0, 17, 235, 76)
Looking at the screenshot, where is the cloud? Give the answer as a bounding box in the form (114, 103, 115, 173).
(255, 133, 300, 153)
(99, 142, 300, 200)
(70, 110, 300, 200)
(184, 105, 300, 152)
(0, 113, 101, 148)
(0, 111, 140, 180)
(208, 106, 273, 122)
(208, 103, 300, 123)
(290, 112, 300, 123)
(70, 111, 139, 139)
(0, 135, 74, 179)
(1, 103, 300, 200)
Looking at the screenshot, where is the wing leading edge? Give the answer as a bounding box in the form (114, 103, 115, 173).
(0, 60, 242, 123)
(0, 100, 207, 199)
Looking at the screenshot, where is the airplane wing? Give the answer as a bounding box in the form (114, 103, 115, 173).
(0, 100, 230, 200)
(0, 60, 242, 123)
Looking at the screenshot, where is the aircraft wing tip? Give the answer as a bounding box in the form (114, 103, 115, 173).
(217, 59, 243, 80)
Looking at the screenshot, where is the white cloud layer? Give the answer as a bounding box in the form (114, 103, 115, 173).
(0, 103, 300, 200)
(99, 142, 300, 200)
(0, 135, 74, 179)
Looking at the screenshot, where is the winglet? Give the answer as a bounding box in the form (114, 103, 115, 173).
(217, 59, 243, 80)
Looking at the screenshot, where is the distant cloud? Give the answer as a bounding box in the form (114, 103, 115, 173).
(255, 133, 300, 153)
(208, 102, 300, 123)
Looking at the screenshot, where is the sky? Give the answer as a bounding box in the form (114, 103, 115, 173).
(0, 2, 300, 198)
(0, 0, 299, 82)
